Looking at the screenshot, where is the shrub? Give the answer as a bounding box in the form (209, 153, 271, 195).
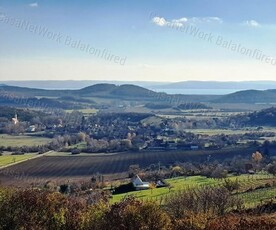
(206, 214, 276, 230)
(59, 184, 70, 194)
(165, 186, 244, 219)
(71, 148, 81, 155)
(101, 196, 171, 230)
(267, 161, 276, 176)
(210, 166, 228, 179)
(0, 189, 86, 230)
(11, 152, 24, 155)
(82, 201, 109, 230)
(223, 178, 240, 192)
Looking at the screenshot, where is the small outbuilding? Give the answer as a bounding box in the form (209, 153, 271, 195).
(132, 175, 150, 190)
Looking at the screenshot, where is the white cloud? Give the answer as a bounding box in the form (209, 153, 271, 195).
(243, 20, 260, 27)
(151, 17, 187, 28)
(29, 2, 38, 7)
(152, 17, 167, 27)
(152, 16, 223, 28)
(190, 17, 223, 24)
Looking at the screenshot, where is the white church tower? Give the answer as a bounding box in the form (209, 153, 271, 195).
(12, 113, 19, 124)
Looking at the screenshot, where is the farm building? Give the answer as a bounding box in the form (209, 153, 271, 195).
(27, 125, 36, 132)
(132, 175, 150, 190)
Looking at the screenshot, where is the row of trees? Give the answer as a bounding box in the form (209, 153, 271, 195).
(126, 152, 276, 187)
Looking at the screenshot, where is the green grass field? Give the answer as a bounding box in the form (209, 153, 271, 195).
(0, 153, 37, 167)
(0, 135, 51, 147)
(189, 129, 248, 135)
(111, 176, 218, 203)
(65, 109, 98, 114)
(184, 127, 276, 138)
(237, 187, 276, 208)
(111, 174, 276, 206)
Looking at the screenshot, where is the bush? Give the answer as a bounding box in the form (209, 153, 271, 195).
(59, 184, 70, 194)
(0, 186, 275, 230)
(206, 214, 276, 230)
(267, 161, 276, 176)
(71, 148, 81, 155)
(223, 178, 240, 192)
(165, 186, 244, 219)
(210, 166, 228, 179)
(0, 189, 86, 230)
(101, 196, 171, 230)
(11, 152, 24, 155)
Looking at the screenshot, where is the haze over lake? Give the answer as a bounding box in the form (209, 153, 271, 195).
(152, 88, 246, 95)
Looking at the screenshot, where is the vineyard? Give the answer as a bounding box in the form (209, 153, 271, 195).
(112, 174, 276, 207)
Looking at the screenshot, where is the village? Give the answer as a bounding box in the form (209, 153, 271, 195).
(0, 109, 275, 155)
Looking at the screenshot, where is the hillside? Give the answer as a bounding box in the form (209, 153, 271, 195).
(0, 85, 68, 97)
(0, 84, 157, 99)
(226, 107, 276, 127)
(79, 83, 117, 95)
(0, 106, 46, 121)
(213, 89, 276, 104)
(111, 84, 155, 97)
(79, 84, 157, 99)
(0, 84, 216, 108)
(0, 84, 165, 109)
(246, 107, 276, 126)
(2, 84, 276, 108)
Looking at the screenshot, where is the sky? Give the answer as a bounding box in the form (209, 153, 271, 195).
(0, 0, 275, 82)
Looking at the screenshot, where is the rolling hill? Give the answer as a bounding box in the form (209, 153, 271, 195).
(229, 107, 276, 127)
(0, 84, 168, 109)
(1, 84, 276, 110)
(213, 89, 276, 104)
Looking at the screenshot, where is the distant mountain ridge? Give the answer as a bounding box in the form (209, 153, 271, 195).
(2, 80, 276, 91)
(0, 81, 167, 90)
(0, 84, 160, 100)
(1, 83, 276, 106)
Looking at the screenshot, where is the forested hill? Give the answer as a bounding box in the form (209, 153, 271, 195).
(1, 84, 276, 106)
(0, 84, 218, 105)
(228, 107, 276, 127)
(245, 107, 276, 126)
(0, 84, 158, 99)
(213, 89, 276, 103)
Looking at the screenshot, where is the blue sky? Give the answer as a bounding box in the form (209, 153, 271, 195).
(0, 0, 275, 82)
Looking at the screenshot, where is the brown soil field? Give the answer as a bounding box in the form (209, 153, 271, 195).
(0, 146, 268, 186)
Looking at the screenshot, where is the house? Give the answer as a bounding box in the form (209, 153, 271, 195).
(132, 175, 150, 190)
(27, 125, 36, 132)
